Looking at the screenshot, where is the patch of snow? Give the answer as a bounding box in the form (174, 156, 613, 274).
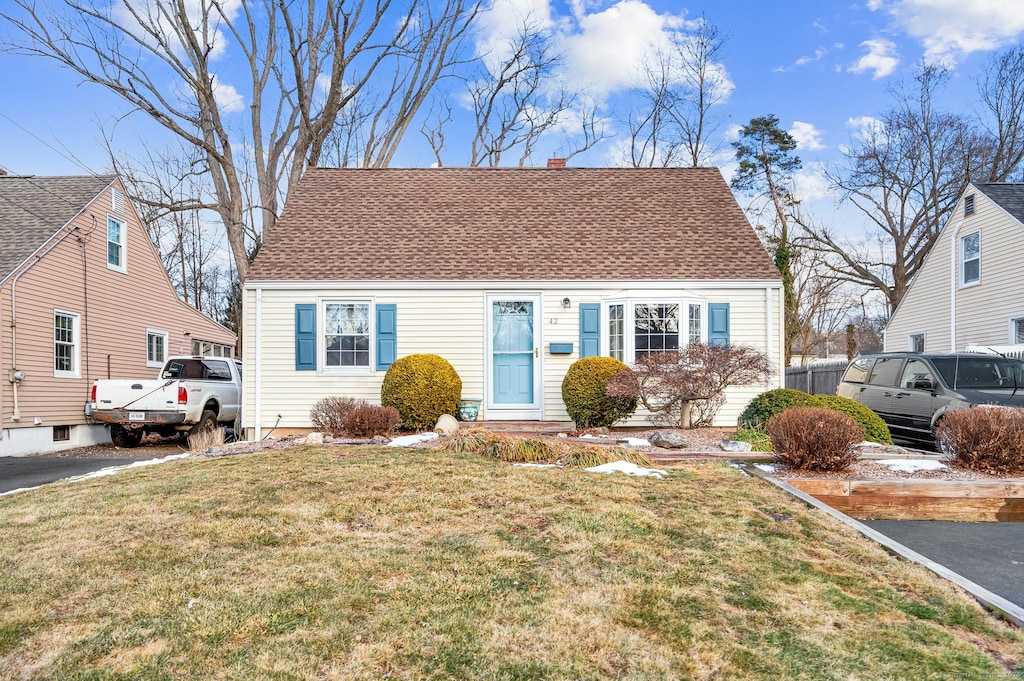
(877, 459, 948, 473)
(513, 463, 562, 469)
(68, 453, 191, 482)
(0, 487, 38, 498)
(585, 460, 668, 479)
(619, 437, 651, 447)
(579, 433, 598, 439)
(387, 432, 439, 447)
(754, 463, 778, 474)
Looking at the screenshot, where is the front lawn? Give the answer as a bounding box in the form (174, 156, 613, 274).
(0, 446, 1021, 680)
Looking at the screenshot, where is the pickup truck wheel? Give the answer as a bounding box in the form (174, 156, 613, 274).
(111, 425, 143, 448)
(189, 409, 220, 438)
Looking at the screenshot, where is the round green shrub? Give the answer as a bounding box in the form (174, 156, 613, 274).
(561, 357, 637, 428)
(737, 388, 821, 430)
(815, 394, 893, 444)
(381, 354, 462, 429)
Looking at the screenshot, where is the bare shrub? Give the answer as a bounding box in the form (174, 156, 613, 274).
(310, 396, 367, 437)
(936, 406, 1024, 475)
(344, 405, 401, 438)
(606, 344, 771, 428)
(187, 425, 225, 454)
(767, 407, 863, 472)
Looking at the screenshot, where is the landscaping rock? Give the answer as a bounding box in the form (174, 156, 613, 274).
(883, 445, 909, 456)
(720, 439, 753, 453)
(649, 431, 689, 449)
(306, 432, 325, 445)
(435, 414, 459, 435)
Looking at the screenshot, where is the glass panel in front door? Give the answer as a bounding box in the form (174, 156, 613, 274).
(493, 301, 535, 404)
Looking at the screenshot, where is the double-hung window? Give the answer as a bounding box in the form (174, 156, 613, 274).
(54, 310, 80, 378)
(324, 301, 371, 368)
(961, 231, 980, 286)
(147, 329, 168, 367)
(605, 300, 705, 363)
(1012, 317, 1024, 346)
(107, 216, 126, 272)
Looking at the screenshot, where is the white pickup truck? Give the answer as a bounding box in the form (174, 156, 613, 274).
(88, 356, 243, 447)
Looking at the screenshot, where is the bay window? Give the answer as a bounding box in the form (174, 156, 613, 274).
(605, 299, 705, 363)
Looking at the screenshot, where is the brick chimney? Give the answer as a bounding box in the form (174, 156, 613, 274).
(0, 168, 7, 176)
(547, 158, 566, 168)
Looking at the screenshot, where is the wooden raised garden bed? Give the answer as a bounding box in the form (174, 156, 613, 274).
(787, 478, 1024, 522)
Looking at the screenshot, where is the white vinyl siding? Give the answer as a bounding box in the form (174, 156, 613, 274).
(243, 283, 782, 432)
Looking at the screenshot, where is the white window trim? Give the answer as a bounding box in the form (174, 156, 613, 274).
(1010, 316, 1024, 346)
(147, 328, 169, 368)
(960, 230, 980, 287)
(319, 298, 374, 375)
(54, 309, 81, 379)
(106, 214, 127, 273)
(908, 332, 925, 353)
(602, 298, 706, 364)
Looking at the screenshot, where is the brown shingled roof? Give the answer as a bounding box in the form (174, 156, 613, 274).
(248, 167, 780, 282)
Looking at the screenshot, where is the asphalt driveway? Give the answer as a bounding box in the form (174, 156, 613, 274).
(864, 520, 1024, 609)
(0, 456, 137, 494)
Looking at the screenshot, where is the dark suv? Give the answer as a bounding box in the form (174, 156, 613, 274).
(836, 352, 1024, 447)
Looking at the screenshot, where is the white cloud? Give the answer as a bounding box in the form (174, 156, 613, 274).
(112, 0, 243, 61)
(846, 115, 885, 142)
(790, 121, 825, 151)
(211, 76, 245, 113)
(724, 123, 743, 142)
(795, 47, 827, 66)
(848, 38, 899, 78)
(793, 162, 833, 202)
(874, 0, 1024, 64)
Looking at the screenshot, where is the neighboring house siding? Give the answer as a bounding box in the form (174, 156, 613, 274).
(1, 182, 234, 453)
(887, 187, 1024, 352)
(243, 283, 783, 434)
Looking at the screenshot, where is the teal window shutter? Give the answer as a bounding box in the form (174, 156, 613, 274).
(376, 304, 397, 370)
(295, 304, 316, 370)
(708, 303, 730, 347)
(579, 303, 600, 358)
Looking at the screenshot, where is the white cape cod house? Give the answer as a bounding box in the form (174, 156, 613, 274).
(241, 165, 783, 437)
(886, 183, 1024, 355)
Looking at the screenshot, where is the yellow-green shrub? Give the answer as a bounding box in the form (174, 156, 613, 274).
(561, 357, 637, 428)
(381, 354, 462, 429)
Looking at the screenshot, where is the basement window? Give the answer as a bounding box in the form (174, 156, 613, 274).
(53, 425, 70, 442)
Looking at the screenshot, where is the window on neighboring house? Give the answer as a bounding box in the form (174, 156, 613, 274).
(324, 302, 370, 368)
(54, 310, 80, 378)
(964, 194, 975, 216)
(147, 330, 168, 367)
(1012, 317, 1024, 345)
(909, 333, 925, 353)
(107, 216, 126, 271)
(961, 231, 980, 285)
(191, 340, 234, 357)
(604, 300, 704, 363)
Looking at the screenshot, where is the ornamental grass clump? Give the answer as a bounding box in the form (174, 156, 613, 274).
(936, 406, 1024, 475)
(439, 428, 651, 468)
(767, 407, 864, 472)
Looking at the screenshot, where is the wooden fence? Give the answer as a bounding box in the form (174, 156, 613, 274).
(784, 358, 850, 395)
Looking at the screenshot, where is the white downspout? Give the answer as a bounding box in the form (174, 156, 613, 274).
(766, 285, 775, 389)
(254, 287, 263, 441)
(949, 220, 964, 352)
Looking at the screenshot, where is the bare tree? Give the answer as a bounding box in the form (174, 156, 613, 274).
(790, 246, 858, 363)
(3, 0, 479, 279)
(976, 44, 1024, 182)
(423, 17, 605, 167)
(624, 15, 729, 168)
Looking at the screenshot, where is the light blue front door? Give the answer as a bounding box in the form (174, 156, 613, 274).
(492, 300, 535, 405)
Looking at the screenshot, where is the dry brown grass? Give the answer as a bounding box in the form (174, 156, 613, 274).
(0, 446, 1021, 680)
(186, 424, 225, 454)
(439, 427, 652, 467)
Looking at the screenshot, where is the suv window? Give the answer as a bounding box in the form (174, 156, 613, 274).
(842, 357, 873, 384)
(932, 356, 1024, 389)
(899, 358, 936, 390)
(866, 357, 902, 386)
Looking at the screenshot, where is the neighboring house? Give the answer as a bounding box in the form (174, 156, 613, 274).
(242, 165, 784, 437)
(0, 173, 236, 456)
(886, 183, 1024, 354)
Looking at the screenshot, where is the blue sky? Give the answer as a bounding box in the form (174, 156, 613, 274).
(2, 0, 1023, 209)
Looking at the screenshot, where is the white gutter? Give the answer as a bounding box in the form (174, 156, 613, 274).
(254, 287, 263, 441)
(9, 227, 79, 421)
(949, 220, 964, 352)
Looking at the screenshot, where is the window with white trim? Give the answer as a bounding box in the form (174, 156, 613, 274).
(54, 310, 80, 378)
(147, 329, 168, 367)
(107, 216, 126, 271)
(961, 231, 980, 285)
(1012, 317, 1024, 345)
(191, 340, 234, 357)
(324, 301, 371, 368)
(605, 299, 704, 364)
(909, 332, 924, 353)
